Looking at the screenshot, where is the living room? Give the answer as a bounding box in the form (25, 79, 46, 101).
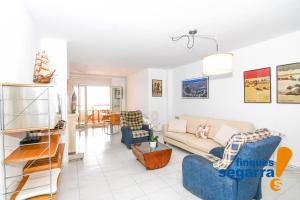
(1, 0, 300, 200)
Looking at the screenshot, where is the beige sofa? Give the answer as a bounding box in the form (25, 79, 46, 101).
(163, 114, 255, 156)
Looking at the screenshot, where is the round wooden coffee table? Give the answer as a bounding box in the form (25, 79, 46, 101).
(131, 142, 172, 170)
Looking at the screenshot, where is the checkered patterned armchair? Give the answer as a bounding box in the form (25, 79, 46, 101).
(120, 110, 153, 149)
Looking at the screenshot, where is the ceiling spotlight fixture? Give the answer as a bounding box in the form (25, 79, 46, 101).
(171, 29, 233, 75)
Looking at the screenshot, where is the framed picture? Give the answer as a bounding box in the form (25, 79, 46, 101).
(152, 79, 162, 97)
(277, 62, 300, 104)
(182, 77, 209, 98)
(244, 67, 271, 103)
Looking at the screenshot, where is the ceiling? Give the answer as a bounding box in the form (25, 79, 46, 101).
(25, 0, 300, 76)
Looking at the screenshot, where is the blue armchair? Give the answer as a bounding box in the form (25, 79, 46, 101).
(182, 136, 281, 200)
(120, 111, 153, 149)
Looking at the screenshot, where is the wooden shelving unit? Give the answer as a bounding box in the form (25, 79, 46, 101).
(0, 83, 65, 200)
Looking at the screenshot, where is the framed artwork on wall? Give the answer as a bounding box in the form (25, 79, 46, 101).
(182, 77, 209, 99)
(244, 67, 271, 103)
(277, 62, 300, 104)
(152, 79, 162, 97)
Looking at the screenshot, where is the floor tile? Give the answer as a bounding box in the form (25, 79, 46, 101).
(132, 171, 158, 183)
(138, 178, 169, 194)
(107, 175, 136, 190)
(57, 188, 80, 200)
(170, 182, 193, 198)
(112, 185, 145, 200)
(147, 187, 181, 200)
(79, 184, 111, 199)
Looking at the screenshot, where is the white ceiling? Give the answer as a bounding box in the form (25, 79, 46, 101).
(25, 0, 300, 76)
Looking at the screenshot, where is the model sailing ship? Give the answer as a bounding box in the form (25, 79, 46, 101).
(33, 51, 55, 83)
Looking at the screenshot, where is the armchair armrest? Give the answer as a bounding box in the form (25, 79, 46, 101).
(121, 126, 133, 148)
(121, 126, 132, 136)
(162, 124, 169, 135)
(142, 124, 153, 137)
(209, 147, 225, 159)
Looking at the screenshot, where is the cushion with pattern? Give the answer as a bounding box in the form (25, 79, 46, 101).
(195, 123, 210, 139)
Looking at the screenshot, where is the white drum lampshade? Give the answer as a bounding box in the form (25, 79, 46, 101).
(202, 53, 233, 75)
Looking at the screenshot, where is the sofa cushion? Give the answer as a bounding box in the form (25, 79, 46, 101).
(207, 119, 255, 139)
(179, 114, 255, 139)
(185, 137, 221, 153)
(179, 115, 208, 134)
(213, 124, 239, 146)
(195, 123, 210, 139)
(168, 119, 187, 133)
(132, 130, 149, 138)
(164, 131, 191, 143)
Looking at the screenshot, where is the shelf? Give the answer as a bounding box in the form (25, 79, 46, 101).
(10, 168, 61, 200)
(10, 175, 29, 200)
(0, 83, 54, 87)
(5, 135, 61, 164)
(23, 144, 65, 174)
(3, 127, 64, 135)
(50, 127, 65, 134)
(3, 127, 50, 134)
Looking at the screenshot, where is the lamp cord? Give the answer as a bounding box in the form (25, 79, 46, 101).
(171, 30, 219, 52)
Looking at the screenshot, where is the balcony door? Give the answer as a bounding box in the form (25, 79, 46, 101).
(75, 85, 111, 127)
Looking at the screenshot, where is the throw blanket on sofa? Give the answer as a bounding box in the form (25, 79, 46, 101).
(213, 128, 271, 170)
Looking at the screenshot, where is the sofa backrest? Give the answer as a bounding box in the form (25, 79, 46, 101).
(179, 114, 255, 138)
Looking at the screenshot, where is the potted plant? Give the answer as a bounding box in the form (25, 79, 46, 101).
(149, 135, 159, 148)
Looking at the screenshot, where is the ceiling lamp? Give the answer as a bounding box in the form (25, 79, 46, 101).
(171, 29, 233, 75)
(202, 53, 233, 75)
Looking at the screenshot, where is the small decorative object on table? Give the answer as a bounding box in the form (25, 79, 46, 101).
(149, 135, 159, 148)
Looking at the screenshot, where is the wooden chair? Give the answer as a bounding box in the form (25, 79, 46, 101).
(110, 114, 120, 133)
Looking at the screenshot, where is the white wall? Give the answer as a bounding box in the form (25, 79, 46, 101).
(127, 69, 150, 116)
(0, 0, 40, 197)
(0, 0, 39, 82)
(169, 30, 300, 167)
(127, 68, 168, 129)
(148, 68, 168, 129)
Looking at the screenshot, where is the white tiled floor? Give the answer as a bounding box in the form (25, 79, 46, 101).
(57, 128, 300, 200)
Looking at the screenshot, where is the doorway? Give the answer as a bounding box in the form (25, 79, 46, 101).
(74, 85, 123, 128)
